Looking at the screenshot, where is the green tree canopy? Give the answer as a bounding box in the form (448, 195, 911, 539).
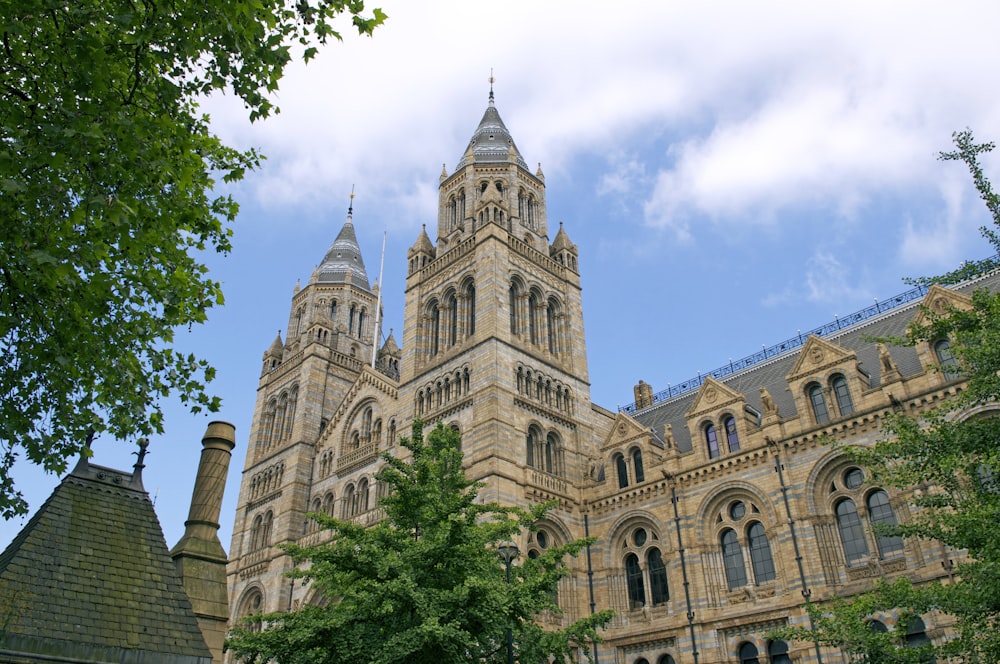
(776, 129, 1000, 662)
(0, 0, 385, 517)
(225, 422, 613, 664)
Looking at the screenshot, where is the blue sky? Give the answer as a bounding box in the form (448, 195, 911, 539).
(4, 1, 1000, 552)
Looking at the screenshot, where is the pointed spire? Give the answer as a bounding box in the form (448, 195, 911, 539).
(552, 221, 576, 253)
(455, 80, 528, 170)
(316, 191, 371, 289)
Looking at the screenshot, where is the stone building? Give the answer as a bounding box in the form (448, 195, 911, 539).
(227, 88, 991, 663)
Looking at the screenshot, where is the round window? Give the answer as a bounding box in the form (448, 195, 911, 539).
(844, 468, 864, 490)
(633, 528, 647, 547)
(729, 501, 746, 521)
(536, 530, 549, 549)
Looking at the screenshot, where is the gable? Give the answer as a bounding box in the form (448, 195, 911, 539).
(912, 284, 974, 326)
(685, 376, 744, 419)
(602, 412, 651, 450)
(786, 334, 856, 381)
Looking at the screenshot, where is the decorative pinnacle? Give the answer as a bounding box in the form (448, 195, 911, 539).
(133, 437, 149, 479)
(348, 185, 355, 216)
(489, 69, 495, 103)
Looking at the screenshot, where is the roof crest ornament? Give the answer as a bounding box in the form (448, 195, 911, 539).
(489, 68, 495, 105)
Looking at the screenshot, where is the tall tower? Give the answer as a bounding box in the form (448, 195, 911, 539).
(399, 85, 598, 508)
(228, 203, 382, 613)
(229, 88, 606, 625)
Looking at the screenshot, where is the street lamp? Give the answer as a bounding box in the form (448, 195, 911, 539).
(497, 544, 520, 664)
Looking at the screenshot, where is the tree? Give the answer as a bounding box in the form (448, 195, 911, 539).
(225, 422, 614, 664)
(0, 0, 385, 517)
(776, 130, 1000, 662)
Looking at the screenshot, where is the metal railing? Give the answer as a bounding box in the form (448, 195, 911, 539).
(619, 282, 932, 414)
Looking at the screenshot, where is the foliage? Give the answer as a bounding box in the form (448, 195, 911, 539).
(225, 422, 613, 664)
(778, 130, 1000, 662)
(0, 0, 385, 517)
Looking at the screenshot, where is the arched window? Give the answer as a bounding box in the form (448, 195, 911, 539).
(330, 300, 337, 320)
(832, 375, 854, 416)
(616, 454, 629, 489)
(657, 657, 676, 664)
(526, 428, 536, 468)
(722, 529, 748, 590)
(239, 588, 265, 631)
(724, 416, 740, 453)
(632, 448, 645, 483)
(625, 553, 645, 609)
(808, 383, 829, 424)
(904, 617, 931, 649)
(357, 478, 369, 513)
(465, 282, 476, 336)
(509, 283, 520, 335)
(738, 642, 760, 664)
(348, 304, 356, 335)
(342, 485, 356, 518)
(647, 548, 669, 605)
(705, 424, 721, 459)
(935, 339, 960, 380)
(747, 522, 776, 583)
(357, 310, 365, 338)
(767, 640, 792, 664)
(545, 432, 561, 475)
(528, 292, 539, 344)
(867, 489, 904, 558)
(431, 303, 440, 355)
(836, 498, 869, 565)
(322, 492, 335, 515)
(448, 292, 458, 346)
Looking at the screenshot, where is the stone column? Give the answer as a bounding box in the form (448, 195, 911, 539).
(170, 421, 236, 664)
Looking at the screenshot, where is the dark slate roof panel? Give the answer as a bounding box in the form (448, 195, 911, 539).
(0, 461, 211, 664)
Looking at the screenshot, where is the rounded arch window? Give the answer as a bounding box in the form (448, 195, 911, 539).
(620, 523, 668, 610)
(738, 641, 759, 664)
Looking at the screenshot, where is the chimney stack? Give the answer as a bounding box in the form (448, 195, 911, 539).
(170, 421, 236, 664)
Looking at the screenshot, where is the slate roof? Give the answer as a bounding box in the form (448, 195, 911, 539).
(317, 210, 371, 289)
(631, 271, 1000, 453)
(455, 90, 529, 171)
(0, 455, 211, 664)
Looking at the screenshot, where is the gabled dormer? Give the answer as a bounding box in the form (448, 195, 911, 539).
(786, 335, 863, 428)
(912, 284, 973, 386)
(601, 413, 660, 490)
(685, 377, 751, 462)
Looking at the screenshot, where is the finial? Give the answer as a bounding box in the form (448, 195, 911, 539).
(489, 69, 495, 104)
(133, 438, 149, 474)
(348, 185, 355, 216)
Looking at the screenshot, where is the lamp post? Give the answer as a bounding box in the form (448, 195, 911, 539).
(497, 544, 520, 664)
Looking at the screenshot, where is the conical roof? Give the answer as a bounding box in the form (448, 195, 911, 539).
(409, 224, 435, 257)
(380, 329, 400, 357)
(455, 89, 529, 170)
(552, 221, 576, 253)
(317, 209, 371, 289)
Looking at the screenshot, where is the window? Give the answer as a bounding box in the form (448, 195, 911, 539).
(768, 640, 792, 664)
(528, 292, 539, 344)
(747, 522, 776, 583)
(625, 553, 645, 609)
(621, 526, 669, 610)
(657, 657, 676, 664)
(448, 292, 458, 346)
(647, 549, 669, 604)
(836, 498, 870, 565)
(545, 432, 558, 474)
(724, 416, 741, 452)
(935, 339, 960, 380)
(705, 424, 721, 459)
(867, 489, 904, 558)
(616, 454, 629, 489)
(832, 375, 854, 416)
(808, 384, 829, 424)
(465, 282, 476, 336)
(722, 529, 748, 590)
(632, 448, 645, 483)
(738, 642, 760, 664)
(832, 467, 904, 566)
